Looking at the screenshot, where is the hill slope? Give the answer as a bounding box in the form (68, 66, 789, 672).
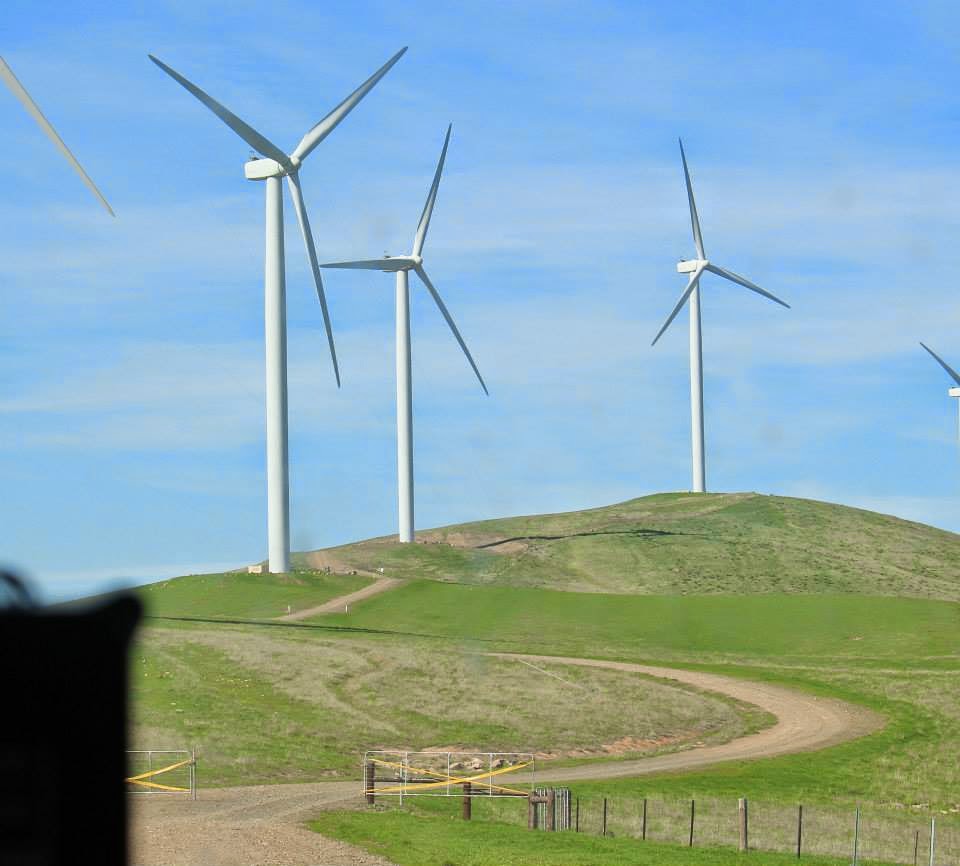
(298, 492, 960, 599)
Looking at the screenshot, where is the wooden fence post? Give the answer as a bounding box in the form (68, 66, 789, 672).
(914, 829, 920, 866)
(689, 799, 695, 847)
(462, 782, 471, 820)
(797, 804, 803, 858)
(738, 797, 749, 852)
(575, 797, 580, 832)
(528, 793, 537, 830)
(547, 789, 556, 832)
(641, 798, 647, 841)
(364, 761, 375, 805)
(602, 797, 608, 836)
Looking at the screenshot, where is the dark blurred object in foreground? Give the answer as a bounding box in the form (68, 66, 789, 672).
(0, 571, 140, 866)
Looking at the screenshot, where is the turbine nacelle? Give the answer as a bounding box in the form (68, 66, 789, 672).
(677, 258, 707, 274)
(244, 157, 289, 180)
(950, 388, 960, 398)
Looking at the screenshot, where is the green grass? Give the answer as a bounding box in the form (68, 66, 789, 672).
(310, 808, 899, 866)
(131, 624, 765, 785)
(136, 569, 370, 619)
(317, 582, 960, 662)
(298, 492, 960, 599)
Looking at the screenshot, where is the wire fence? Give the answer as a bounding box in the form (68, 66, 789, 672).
(477, 793, 960, 864)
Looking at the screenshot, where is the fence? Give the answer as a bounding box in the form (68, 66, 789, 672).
(468, 793, 960, 864)
(363, 751, 534, 803)
(126, 750, 196, 799)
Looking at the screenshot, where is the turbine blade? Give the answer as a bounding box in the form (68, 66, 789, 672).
(705, 263, 790, 308)
(148, 54, 291, 168)
(679, 138, 704, 259)
(291, 47, 407, 163)
(412, 124, 451, 257)
(414, 266, 488, 395)
(286, 172, 340, 387)
(319, 258, 396, 270)
(920, 342, 960, 387)
(0, 56, 114, 216)
(651, 264, 705, 347)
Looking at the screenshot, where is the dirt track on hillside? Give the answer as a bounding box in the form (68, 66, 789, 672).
(131, 655, 883, 865)
(277, 578, 403, 621)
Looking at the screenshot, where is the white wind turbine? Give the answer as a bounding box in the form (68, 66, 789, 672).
(920, 343, 960, 439)
(321, 124, 487, 543)
(651, 139, 790, 493)
(1, 56, 114, 215)
(149, 47, 406, 573)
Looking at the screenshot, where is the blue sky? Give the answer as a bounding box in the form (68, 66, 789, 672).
(2, 0, 959, 600)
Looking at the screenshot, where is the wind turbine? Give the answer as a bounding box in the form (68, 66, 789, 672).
(651, 139, 790, 493)
(920, 343, 960, 439)
(1, 56, 114, 215)
(321, 125, 487, 543)
(149, 47, 406, 573)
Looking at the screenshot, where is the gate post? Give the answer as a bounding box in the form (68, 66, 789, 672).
(364, 760, 375, 805)
(738, 797, 749, 851)
(462, 782, 472, 820)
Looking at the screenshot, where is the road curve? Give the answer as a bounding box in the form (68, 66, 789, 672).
(490, 653, 883, 782)
(131, 655, 883, 865)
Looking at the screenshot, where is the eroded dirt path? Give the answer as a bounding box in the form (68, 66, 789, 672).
(492, 653, 883, 782)
(131, 655, 883, 865)
(278, 577, 403, 621)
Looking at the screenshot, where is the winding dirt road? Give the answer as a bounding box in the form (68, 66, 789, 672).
(491, 654, 883, 782)
(130, 652, 882, 865)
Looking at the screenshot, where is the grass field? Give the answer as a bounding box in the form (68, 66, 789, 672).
(315, 581, 960, 662)
(297, 493, 960, 599)
(131, 623, 767, 785)
(136, 570, 370, 619)
(311, 808, 912, 866)
(126, 492, 960, 865)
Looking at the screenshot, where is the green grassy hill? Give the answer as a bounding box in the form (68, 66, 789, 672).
(297, 492, 960, 599)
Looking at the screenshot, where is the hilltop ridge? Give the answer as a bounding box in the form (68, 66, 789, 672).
(296, 492, 960, 599)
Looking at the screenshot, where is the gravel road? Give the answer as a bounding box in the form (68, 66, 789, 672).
(131, 654, 883, 865)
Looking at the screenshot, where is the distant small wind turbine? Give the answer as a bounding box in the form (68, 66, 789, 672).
(920, 342, 960, 439)
(149, 47, 406, 572)
(0, 56, 114, 215)
(651, 139, 790, 493)
(321, 125, 488, 543)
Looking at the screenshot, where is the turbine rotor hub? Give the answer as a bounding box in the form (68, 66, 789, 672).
(677, 258, 707, 273)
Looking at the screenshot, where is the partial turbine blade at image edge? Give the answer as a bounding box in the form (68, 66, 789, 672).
(319, 259, 396, 270)
(705, 263, 790, 308)
(679, 138, 704, 259)
(0, 56, 115, 216)
(920, 342, 960, 387)
(148, 54, 290, 168)
(286, 172, 340, 387)
(651, 265, 705, 347)
(292, 47, 407, 163)
(414, 266, 489, 395)
(413, 124, 452, 257)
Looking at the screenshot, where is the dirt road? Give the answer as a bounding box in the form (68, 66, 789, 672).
(130, 781, 387, 866)
(491, 654, 883, 782)
(131, 654, 882, 865)
(278, 578, 403, 621)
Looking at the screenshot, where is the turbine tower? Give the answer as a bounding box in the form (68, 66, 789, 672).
(149, 48, 406, 573)
(1, 56, 114, 214)
(651, 139, 790, 493)
(920, 342, 960, 438)
(321, 125, 488, 543)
